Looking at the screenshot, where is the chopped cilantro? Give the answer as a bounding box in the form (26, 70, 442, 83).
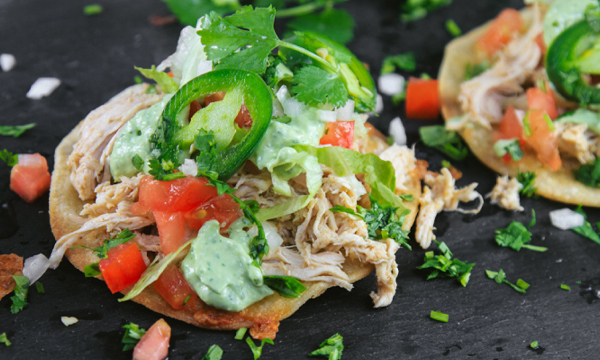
(399, 193, 414, 201)
(0, 149, 18, 167)
(419, 125, 469, 161)
(571, 205, 600, 245)
(381, 52, 416, 74)
(202, 344, 224, 360)
(134, 75, 143, 84)
(485, 269, 528, 294)
(430, 310, 449, 323)
(0, 123, 36, 138)
(400, 0, 453, 22)
(517, 171, 537, 198)
(132, 154, 144, 172)
(80, 229, 136, 259)
(163, 0, 240, 26)
(122, 322, 147, 351)
(235, 328, 247, 340)
(495, 210, 548, 252)
(83, 4, 103, 16)
(84, 262, 101, 277)
(464, 61, 490, 80)
(330, 194, 411, 250)
(246, 337, 274, 360)
(292, 66, 348, 108)
(263, 275, 307, 298)
(530, 341, 539, 349)
(445, 19, 461, 37)
(35, 281, 45, 294)
(561, 284, 571, 291)
(0, 333, 10, 347)
(493, 139, 523, 161)
(309, 333, 343, 360)
(523, 111, 532, 136)
(574, 158, 600, 188)
(516, 278, 530, 290)
(10, 275, 30, 314)
(286, 8, 355, 45)
(441, 160, 452, 168)
(417, 240, 475, 287)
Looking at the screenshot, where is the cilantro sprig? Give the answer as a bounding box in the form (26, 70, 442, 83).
(202, 344, 224, 360)
(263, 275, 307, 298)
(495, 210, 548, 252)
(330, 194, 411, 250)
(10, 275, 30, 314)
(246, 337, 274, 360)
(309, 333, 344, 360)
(417, 240, 475, 287)
(75, 229, 136, 277)
(485, 269, 529, 294)
(574, 158, 600, 188)
(419, 125, 469, 161)
(0, 123, 36, 138)
(121, 322, 146, 351)
(381, 52, 416, 74)
(517, 171, 537, 198)
(0, 149, 18, 167)
(572, 205, 600, 245)
(0, 333, 10, 347)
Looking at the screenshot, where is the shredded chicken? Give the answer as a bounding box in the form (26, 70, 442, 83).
(379, 144, 416, 190)
(556, 123, 596, 165)
(415, 168, 483, 249)
(459, 5, 543, 128)
(488, 175, 523, 211)
(68, 85, 163, 201)
(80, 174, 143, 217)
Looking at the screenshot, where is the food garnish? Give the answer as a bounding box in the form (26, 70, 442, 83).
(0, 333, 11, 347)
(430, 310, 449, 323)
(417, 240, 474, 287)
(83, 4, 103, 16)
(309, 333, 344, 360)
(202, 344, 224, 360)
(485, 269, 528, 294)
(0, 123, 35, 138)
(61, 316, 78, 326)
(381, 53, 416, 74)
(571, 205, 600, 245)
(10, 275, 29, 314)
(495, 210, 548, 252)
(122, 322, 147, 351)
(560, 284, 571, 291)
(419, 125, 469, 161)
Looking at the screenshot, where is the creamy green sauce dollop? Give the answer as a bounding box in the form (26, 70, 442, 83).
(181, 219, 273, 312)
(543, 0, 597, 46)
(109, 94, 173, 181)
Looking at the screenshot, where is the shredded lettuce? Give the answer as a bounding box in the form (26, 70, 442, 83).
(135, 66, 178, 93)
(157, 26, 210, 86)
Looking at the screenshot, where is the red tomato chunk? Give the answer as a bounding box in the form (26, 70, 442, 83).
(405, 78, 440, 119)
(136, 176, 218, 213)
(133, 318, 171, 360)
(10, 153, 51, 203)
(319, 121, 355, 149)
(476, 8, 524, 56)
(153, 265, 198, 310)
(99, 242, 147, 294)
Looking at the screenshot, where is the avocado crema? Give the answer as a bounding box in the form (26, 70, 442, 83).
(181, 219, 273, 312)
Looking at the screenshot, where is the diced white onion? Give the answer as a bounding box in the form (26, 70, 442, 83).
(18, 154, 45, 167)
(388, 117, 407, 145)
(0, 53, 16, 72)
(196, 60, 212, 76)
(283, 98, 304, 118)
(23, 253, 50, 285)
(272, 98, 284, 118)
(375, 93, 384, 114)
(178, 159, 198, 176)
(249, 221, 283, 254)
(336, 100, 355, 121)
(549, 208, 585, 230)
(27, 77, 61, 100)
(317, 109, 337, 122)
(61, 316, 79, 327)
(378, 73, 405, 96)
(515, 109, 526, 125)
(276, 85, 290, 105)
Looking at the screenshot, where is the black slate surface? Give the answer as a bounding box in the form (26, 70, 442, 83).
(1, 0, 600, 359)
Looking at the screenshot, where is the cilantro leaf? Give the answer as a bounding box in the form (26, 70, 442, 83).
(0, 149, 18, 167)
(464, 61, 490, 80)
(330, 195, 411, 250)
(81, 229, 136, 259)
(83, 4, 103, 16)
(572, 205, 600, 245)
(164, 0, 240, 26)
(485, 269, 527, 294)
(235, 328, 247, 340)
(493, 138, 523, 161)
(10, 275, 30, 314)
(419, 125, 469, 161)
(400, 0, 453, 22)
(132, 154, 144, 172)
(202, 344, 224, 360)
(0, 333, 11, 347)
(263, 275, 307, 298)
(84, 262, 101, 277)
(246, 337, 274, 360)
(495, 211, 547, 252)
(135, 66, 178, 93)
(35, 282, 45, 294)
(417, 241, 474, 287)
(309, 333, 344, 360)
(286, 8, 355, 44)
(517, 171, 537, 198)
(292, 66, 348, 107)
(574, 158, 600, 188)
(381, 52, 416, 74)
(122, 322, 146, 351)
(0, 123, 36, 138)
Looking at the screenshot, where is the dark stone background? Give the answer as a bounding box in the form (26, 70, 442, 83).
(1, 0, 599, 358)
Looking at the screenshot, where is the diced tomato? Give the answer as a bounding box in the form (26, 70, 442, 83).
(527, 87, 558, 120)
(235, 104, 252, 128)
(319, 121, 355, 149)
(167, 72, 174, 78)
(99, 242, 147, 294)
(136, 176, 218, 213)
(535, 33, 546, 54)
(405, 78, 440, 119)
(495, 106, 525, 144)
(10, 153, 51, 203)
(154, 211, 189, 255)
(188, 100, 202, 121)
(476, 8, 524, 56)
(502, 153, 512, 164)
(133, 319, 171, 360)
(204, 92, 225, 106)
(153, 265, 198, 310)
(184, 194, 240, 230)
(523, 109, 561, 171)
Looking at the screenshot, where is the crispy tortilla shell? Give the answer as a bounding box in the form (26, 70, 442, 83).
(439, 8, 600, 207)
(49, 86, 421, 338)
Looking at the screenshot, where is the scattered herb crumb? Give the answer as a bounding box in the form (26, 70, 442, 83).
(485, 269, 528, 294)
(202, 344, 223, 360)
(235, 327, 247, 340)
(309, 333, 344, 360)
(35, 281, 45, 294)
(445, 19, 461, 37)
(0, 123, 36, 138)
(246, 337, 273, 360)
(561, 284, 571, 291)
(516, 278, 530, 290)
(571, 205, 600, 245)
(10, 275, 29, 314)
(381, 53, 416, 74)
(0, 149, 18, 167)
(417, 240, 475, 287)
(495, 209, 547, 252)
(430, 310, 449, 323)
(530, 341, 539, 349)
(83, 4, 103, 16)
(517, 171, 537, 198)
(134, 75, 142, 84)
(122, 322, 146, 351)
(464, 61, 490, 80)
(0, 333, 10, 347)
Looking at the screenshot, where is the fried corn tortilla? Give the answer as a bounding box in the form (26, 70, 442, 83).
(439, 7, 600, 207)
(50, 85, 421, 339)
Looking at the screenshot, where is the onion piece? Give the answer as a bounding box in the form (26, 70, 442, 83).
(61, 316, 79, 327)
(23, 253, 50, 284)
(18, 154, 45, 168)
(549, 208, 585, 230)
(27, 77, 61, 100)
(317, 109, 337, 122)
(378, 73, 405, 96)
(388, 117, 407, 145)
(249, 221, 283, 255)
(375, 93, 384, 114)
(336, 100, 355, 121)
(178, 159, 198, 176)
(0, 53, 16, 72)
